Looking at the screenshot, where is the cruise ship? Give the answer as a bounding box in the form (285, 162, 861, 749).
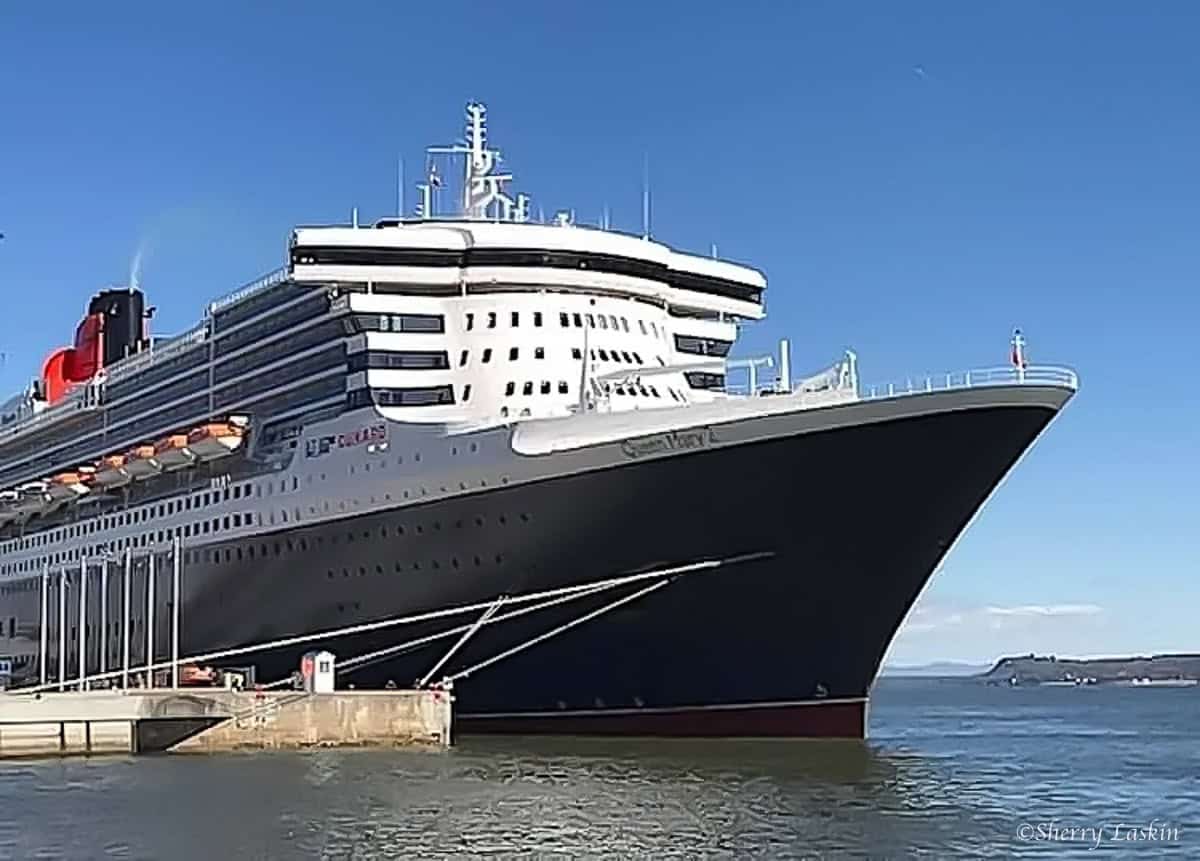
(0, 103, 1077, 737)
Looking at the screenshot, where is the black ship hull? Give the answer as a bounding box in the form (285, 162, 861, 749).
(6, 393, 1063, 738)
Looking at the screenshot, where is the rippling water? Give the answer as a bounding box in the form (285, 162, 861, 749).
(1, 679, 1196, 859)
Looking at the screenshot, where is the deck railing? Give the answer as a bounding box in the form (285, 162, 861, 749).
(726, 362, 1078, 400)
(858, 365, 1078, 400)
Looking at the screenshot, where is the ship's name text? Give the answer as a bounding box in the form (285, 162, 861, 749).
(620, 427, 718, 459)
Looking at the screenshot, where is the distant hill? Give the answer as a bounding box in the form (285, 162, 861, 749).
(881, 661, 991, 677)
(981, 653, 1200, 684)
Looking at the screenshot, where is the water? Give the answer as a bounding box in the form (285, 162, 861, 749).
(0, 679, 1196, 859)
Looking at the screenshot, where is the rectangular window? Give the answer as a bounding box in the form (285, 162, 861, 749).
(559, 312, 569, 327)
(533, 311, 543, 327)
(511, 311, 520, 327)
(509, 347, 519, 361)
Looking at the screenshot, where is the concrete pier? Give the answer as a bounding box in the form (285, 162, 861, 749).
(0, 688, 451, 759)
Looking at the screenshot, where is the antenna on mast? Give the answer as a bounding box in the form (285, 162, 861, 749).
(397, 155, 405, 217)
(641, 153, 651, 239)
(602, 205, 611, 231)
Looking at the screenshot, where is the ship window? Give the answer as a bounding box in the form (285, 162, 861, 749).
(571, 347, 582, 360)
(573, 313, 583, 327)
(609, 315, 618, 329)
(459, 350, 468, 367)
(482, 348, 492, 363)
(509, 347, 519, 361)
(522, 382, 533, 396)
(650, 385, 660, 397)
(487, 312, 497, 329)
(586, 314, 595, 327)
(651, 322, 658, 336)
(540, 381, 551, 394)
(535, 347, 545, 359)
(465, 313, 475, 331)
(559, 312, 569, 327)
(598, 316, 608, 330)
(615, 385, 626, 396)
(511, 311, 520, 327)
(558, 381, 569, 394)
(685, 371, 726, 391)
(599, 349, 610, 361)
(462, 384, 472, 402)
(505, 382, 515, 396)
(622, 351, 632, 363)
(500, 406, 509, 417)
(621, 317, 630, 332)
(633, 352, 643, 364)
(534, 311, 543, 327)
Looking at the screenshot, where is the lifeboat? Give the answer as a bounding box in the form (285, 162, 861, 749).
(11, 481, 51, 516)
(94, 454, 132, 488)
(123, 444, 162, 480)
(46, 470, 93, 502)
(186, 422, 245, 461)
(154, 433, 196, 471)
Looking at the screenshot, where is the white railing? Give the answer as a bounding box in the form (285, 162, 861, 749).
(725, 362, 1077, 400)
(209, 267, 289, 314)
(858, 365, 1078, 400)
(0, 381, 104, 444)
(103, 322, 209, 384)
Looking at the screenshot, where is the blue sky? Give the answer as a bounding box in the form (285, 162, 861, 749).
(1, 3, 1196, 663)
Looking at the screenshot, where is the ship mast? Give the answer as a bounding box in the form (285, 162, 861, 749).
(423, 102, 530, 222)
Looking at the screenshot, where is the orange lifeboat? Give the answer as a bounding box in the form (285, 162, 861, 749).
(124, 443, 162, 480)
(94, 454, 132, 488)
(186, 422, 245, 460)
(154, 433, 196, 471)
(47, 470, 93, 501)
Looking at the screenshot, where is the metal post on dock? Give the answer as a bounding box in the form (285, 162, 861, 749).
(171, 537, 181, 689)
(99, 558, 108, 680)
(57, 569, 67, 692)
(77, 558, 87, 691)
(146, 553, 155, 689)
(122, 549, 131, 689)
(39, 562, 49, 687)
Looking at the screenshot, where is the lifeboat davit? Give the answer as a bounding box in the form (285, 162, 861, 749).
(186, 422, 245, 461)
(94, 454, 132, 488)
(123, 444, 162, 480)
(0, 489, 20, 525)
(154, 433, 196, 471)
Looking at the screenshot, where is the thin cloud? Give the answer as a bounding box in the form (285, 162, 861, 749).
(983, 604, 1103, 618)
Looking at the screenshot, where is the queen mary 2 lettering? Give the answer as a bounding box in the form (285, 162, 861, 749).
(0, 103, 1077, 738)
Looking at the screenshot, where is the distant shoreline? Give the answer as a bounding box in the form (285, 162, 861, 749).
(886, 653, 1200, 686)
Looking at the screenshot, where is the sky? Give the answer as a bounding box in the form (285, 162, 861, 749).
(0, 2, 1196, 665)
